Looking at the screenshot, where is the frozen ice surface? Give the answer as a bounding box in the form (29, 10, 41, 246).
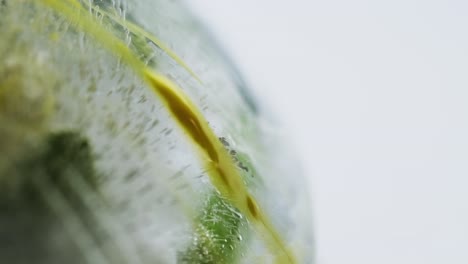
(0, 0, 313, 263)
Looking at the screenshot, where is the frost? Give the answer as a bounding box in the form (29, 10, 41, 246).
(0, 0, 313, 263)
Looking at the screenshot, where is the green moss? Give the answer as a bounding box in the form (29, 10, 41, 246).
(179, 194, 247, 264)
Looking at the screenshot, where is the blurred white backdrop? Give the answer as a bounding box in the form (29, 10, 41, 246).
(186, 1, 468, 263)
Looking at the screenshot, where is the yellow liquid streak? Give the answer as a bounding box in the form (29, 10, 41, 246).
(39, 0, 295, 263)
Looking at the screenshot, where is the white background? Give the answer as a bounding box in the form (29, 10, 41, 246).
(186, 1, 468, 263)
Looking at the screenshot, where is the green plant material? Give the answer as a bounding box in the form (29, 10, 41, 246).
(0, 132, 99, 264)
(80, 0, 201, 81)
(179, 194, 247, 264)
